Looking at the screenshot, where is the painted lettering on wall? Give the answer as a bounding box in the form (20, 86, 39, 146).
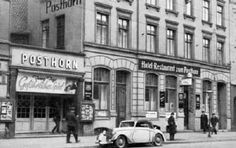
(46, 0, 80, 13)
(21, 53, 78, 70)
(138, 59, 201, 77)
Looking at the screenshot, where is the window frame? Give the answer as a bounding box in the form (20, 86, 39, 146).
(202, 37, 211, 63)
(93, 67, 110, 111)
(56, 15, 65, 49)
(216, 40, 224, 65)
(185, 0, 193, 16)
(145, 73, 158, 111)
(202, 0, 211, 22)
(184, 32, 193, 59)
(41, 19, 49, 48)
(166, 28, 177, 56)
(216, 3, 224, 27)
(96, 12, 109, 45)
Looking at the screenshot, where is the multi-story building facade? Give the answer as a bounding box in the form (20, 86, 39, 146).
(5, 0, 233, 136)
(0, 0, 10, 138)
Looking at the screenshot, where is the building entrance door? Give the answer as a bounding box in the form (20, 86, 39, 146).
(217, 82, 227, 129)
(116, 71, 130, 127)
(183, 89, 189, 129)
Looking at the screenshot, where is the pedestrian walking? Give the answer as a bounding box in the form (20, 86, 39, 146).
(52, 113, 60, 133)
(210, 113, 219, 135)
(200, 111, 208, 133)
(65, 108, 79, 143)
(167, 112, 177, 141)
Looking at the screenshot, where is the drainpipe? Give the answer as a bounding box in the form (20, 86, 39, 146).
(136, 0, 139, 119)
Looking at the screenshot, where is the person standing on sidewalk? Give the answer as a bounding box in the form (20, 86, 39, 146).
(52, 113, 60, 134)
(65, 108, 79, 143)
(200, 111, 208, 133)
(210, 113, 219, 135)
(168, 112, 177, 141)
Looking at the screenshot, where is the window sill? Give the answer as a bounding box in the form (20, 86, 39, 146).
(216, 25, 226, 31)
(202, 20, 212, 27)
(165, 9, 179, 17)
(183, 14, 196, 22)
(145, 3, 160, 12)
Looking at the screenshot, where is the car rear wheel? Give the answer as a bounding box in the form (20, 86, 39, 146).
(115, 135, 127, 148)
(153, 134, 163, 146)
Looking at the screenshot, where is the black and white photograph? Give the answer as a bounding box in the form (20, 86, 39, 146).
(1, 0, 236, 148)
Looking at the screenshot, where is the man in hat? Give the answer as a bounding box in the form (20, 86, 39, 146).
(200, 111, 208, 133)
(210, 113, 219, 134)
(65, 107, 79, 143)
(167, 112, 177, 140)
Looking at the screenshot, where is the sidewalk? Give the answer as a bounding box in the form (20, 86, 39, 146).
(0, 131, 235, 148)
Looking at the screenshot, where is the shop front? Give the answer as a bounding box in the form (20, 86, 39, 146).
(10, 46, 85, 133)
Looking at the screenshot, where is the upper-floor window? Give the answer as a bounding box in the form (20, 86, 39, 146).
(42, 19, 49, 48)
(184, 33, 193, 59)
(93, 68, 110, 110)
(202, 38, 210, 62)
(145, 73, 158, 111)
(185, 0, 193, 16)
(217, 5, 223, 26)
(56, 15, 65, 49)
(166, 29, 176, 56)
(167, 0, 174, 10)
(202, 0, 210, 22)
(146, 0, 156, 5)
(118, 18, 129, 48)
(216, 41, 224, 65)
(146, 24, 157, 53)
(96, 13, 109, 45)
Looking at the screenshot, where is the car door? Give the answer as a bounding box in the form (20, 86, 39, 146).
(132, 121, 150, 143)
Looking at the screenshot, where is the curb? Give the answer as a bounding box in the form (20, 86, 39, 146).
(165, 138, 236, 145)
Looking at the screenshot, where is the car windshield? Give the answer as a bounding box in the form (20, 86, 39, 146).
(120, 121, 135, 127)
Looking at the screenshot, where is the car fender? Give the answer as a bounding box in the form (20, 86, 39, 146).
(112, 133, 132, 144)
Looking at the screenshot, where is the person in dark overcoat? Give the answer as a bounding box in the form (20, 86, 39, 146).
(200, 111, 208, 133)
(210, 113, 219, 135)
(168, 112, 176, 141)
(52, 113, 60, 133)
(65, 109, 79, 143)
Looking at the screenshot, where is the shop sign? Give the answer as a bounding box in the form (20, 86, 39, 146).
(80, 103, 94, 122)
(159, 91, 165, 108)
(180, 78, 192, 86)
(11, 48, 84, 73)
(0, 61, 8, 72)
(0, 99, 14, 122)
(84, 82, 92, 100)
(46, 0, 80, 13)
(16, 73, 77, 94)
(145, 111, 157, 118)
(138, 59, 200, 77)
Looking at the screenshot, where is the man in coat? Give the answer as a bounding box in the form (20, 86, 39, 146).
(200, 111, 208, 133)
(66, 108, 79, 143)
(210, 113, 219, 135)
(168, 112, 176, 140)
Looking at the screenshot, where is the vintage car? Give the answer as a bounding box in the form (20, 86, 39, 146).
(96, 119, 166, 148)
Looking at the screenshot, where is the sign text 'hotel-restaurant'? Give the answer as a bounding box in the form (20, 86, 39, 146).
(138, 59, 200, 77)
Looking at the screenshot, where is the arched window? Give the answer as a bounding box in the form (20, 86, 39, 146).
(203, 80, 212, 112)
(166, 76, 177, 112)
(145, 73, 158, 111)
(93, 68, 110, 110)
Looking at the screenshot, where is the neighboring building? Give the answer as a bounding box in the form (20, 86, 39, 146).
(0, 0, 10, 138)
(7, 0, 233, 136)
(230, 0, 236, 131)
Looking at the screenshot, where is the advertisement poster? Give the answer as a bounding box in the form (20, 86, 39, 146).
(160, 91, 165, 108)
(178, 93, 184, 108)
(84, 82, 92, 100)
(80, 103, 95, 122)
(0, 99, 14, 122)
(196, 94, 200, 110)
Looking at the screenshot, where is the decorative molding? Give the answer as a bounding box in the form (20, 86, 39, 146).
(145, 3, 160, 12)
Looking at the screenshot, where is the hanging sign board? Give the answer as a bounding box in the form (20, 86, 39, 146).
(16, 73, 77, 94)
(180, 78, 192, 86)
(0, 99, 14, 122)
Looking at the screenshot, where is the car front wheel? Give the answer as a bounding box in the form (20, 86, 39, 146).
(153, 134, 163, 146)
(115, 135, 127, 148)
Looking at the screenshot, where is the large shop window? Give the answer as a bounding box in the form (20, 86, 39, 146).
(203, 80, 212, 112)
(17, 95, 30, 118)
(93, 68, 110, 110)
(34, 96, 46, 118)
(145, 73, 158, 111)
(166, 76, 177, 112)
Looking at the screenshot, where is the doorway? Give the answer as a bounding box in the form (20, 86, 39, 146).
(183, 87, 189, 129)
(217, 82, 227, 129)
(116, 70, 130, 127)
